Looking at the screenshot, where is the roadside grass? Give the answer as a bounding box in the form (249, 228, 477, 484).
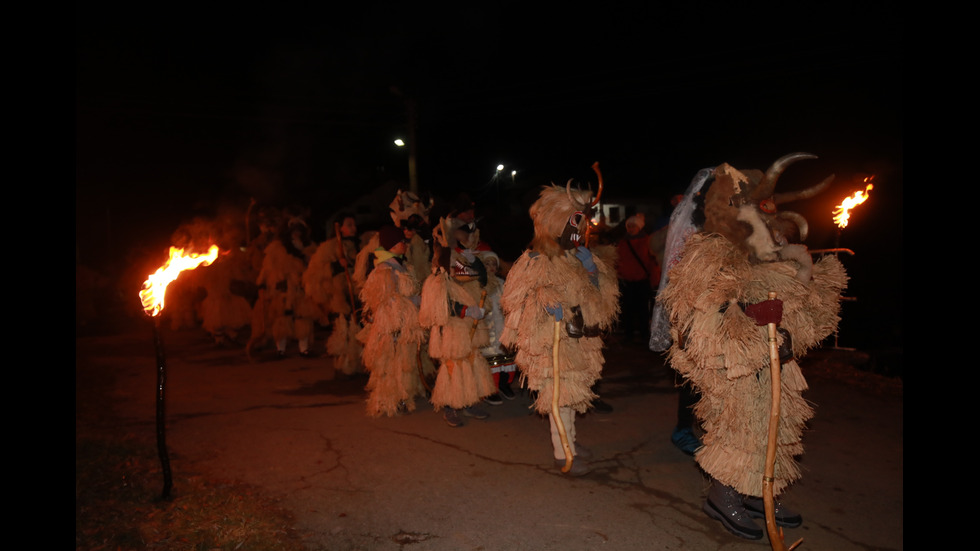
(76, 432, 309, 551)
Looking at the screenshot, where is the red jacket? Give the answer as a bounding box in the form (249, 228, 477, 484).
(616, 233, 661, 286)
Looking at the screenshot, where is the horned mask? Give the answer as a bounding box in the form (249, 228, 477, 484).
(703, 153, 833, 269)
(432, 216, 486, 285)
(389, 190, 433, 228)
(530, 182, 598, 257)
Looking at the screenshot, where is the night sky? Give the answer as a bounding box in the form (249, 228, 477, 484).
(76, 3, 902, 359)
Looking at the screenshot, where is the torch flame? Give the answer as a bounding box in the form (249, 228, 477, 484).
(832, 177, 874, 229)
(140, 245, 220, 317)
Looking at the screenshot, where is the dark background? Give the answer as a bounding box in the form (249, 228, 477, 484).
(76, 3, 902, 370)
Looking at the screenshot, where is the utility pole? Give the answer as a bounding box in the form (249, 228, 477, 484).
(391, 85, 419, 194)
(406, 95, 418, 194)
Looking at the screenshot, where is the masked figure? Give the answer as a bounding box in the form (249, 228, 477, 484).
(655, 153, 848, 539)
(420, 217, 496, 427)
(357, 225, 427, 417)
(500, 181, 620, 476)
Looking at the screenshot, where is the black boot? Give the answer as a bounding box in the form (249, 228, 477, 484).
(702, 478, 763, 540)
(743, 495, 803, 528)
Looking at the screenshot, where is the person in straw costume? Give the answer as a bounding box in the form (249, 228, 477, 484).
(247, 232, 311, 359)
(357, 225, 428, 417)
(500, 180, 619, 476)
(419, 217, 496, 427)
(655, 154, 848, 540)
(304, 213, 364, 375)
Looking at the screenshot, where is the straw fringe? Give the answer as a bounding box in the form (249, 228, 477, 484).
(326, 315, 363, 375)
(501, 247, 620, 414)
(421, 270, 496, 409)
(663, 233, 847, 496)
(358, 262, 424, 417)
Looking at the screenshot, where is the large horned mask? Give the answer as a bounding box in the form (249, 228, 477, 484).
(389, 190, 433, 228)
(703, 152, 833, 264)
(529, 182, 598, 257)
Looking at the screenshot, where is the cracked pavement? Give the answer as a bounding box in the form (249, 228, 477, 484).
(78, 328, 902, 551)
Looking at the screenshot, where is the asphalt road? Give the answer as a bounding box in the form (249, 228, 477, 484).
(76, 326, 902, 551)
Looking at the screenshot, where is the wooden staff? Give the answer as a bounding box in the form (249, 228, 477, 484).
(469, 289, 488, 339)
(807, 248, 854, 256)
(552, 319, 574, 473)
(335, 222, 357, 315)
(763, 291, 802, 551)
(416, 343, 432, 394)
(583, 162, 605, 247)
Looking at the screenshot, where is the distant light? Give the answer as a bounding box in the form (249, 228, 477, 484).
(496, 164, 505, 172)
(511, 170, 517, 177)
(394, 139, 406, 147)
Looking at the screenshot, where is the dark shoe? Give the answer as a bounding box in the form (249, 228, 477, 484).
(703, 480, 763, 540)
(462, 405, 489, 419)
(484, 393, 503, 406)
(498, 379, 516, 400)
(743, 496, 803, 528)
(671, 427, 702, 456)
(443, 407, 463, 427)
(554, 457, 592, 476)
(591, 399, 613, 414)
(574, 443, 594, 460)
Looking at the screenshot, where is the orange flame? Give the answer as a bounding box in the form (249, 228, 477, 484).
(140, 245, 220, 317)
(833, 177, 874, 229)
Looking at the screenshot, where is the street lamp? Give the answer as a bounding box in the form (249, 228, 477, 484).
(392, 137, 417, 193)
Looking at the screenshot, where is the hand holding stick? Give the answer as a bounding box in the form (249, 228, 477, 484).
(469, 289, 488, 339)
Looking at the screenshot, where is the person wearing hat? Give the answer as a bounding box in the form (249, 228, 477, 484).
(358, 225, 429, 417)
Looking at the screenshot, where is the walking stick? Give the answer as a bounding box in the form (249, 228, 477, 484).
(416, 342, 433, 394)
(552, 319, 574, 473)
(469, 289, 487, 339)
(335, 222, 358, 316)
(762, 291, 802, 551)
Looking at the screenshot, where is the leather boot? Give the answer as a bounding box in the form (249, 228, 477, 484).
(743, 495, 803, 528)
(703, 478, 763, 540)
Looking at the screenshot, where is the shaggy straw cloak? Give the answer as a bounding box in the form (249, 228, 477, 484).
(304, 239, 356, 321)
(420, 270, 496, 409)
(357, 260, 426, 417)
(501, 246, 619, 413)
(326, 314, 364, 375)
(200, 249, 253, 342)
(249, 240, 309, 352)
(306, 237, 364, 374)
(660, 233, 847, 496)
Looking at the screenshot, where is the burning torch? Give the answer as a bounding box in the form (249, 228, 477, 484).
(139, 245, 219, 499)
(809, 176, 874, 256)
(809, 177, 874, 350)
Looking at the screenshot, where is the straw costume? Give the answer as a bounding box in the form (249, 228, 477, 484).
(655, 154, 848, 539)
(500, 182, 619, 475)
(420, 218, 496, 425)
(357, 225, 427, 417)
(200, 247, 254, 346)
(305, 216, 363, 374)
(247, 238, 312, 359)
